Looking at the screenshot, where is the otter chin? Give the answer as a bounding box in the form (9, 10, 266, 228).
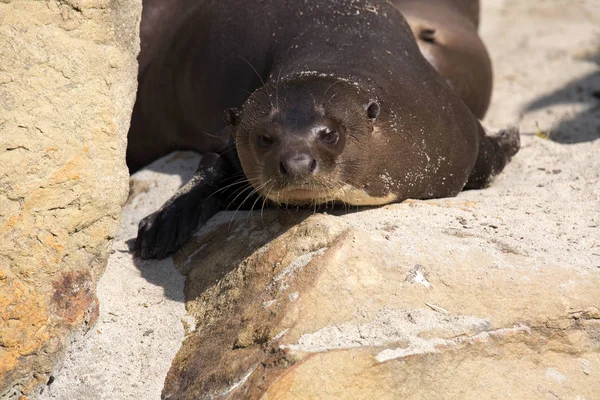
(267, 186, 400, 207)
(267, 186, 340, 205)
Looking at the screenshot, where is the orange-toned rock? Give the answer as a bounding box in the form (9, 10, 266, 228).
(0, 0, 140, 397)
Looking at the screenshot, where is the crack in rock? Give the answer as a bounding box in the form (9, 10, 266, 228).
(375, 325, 531, 362)
(282, 308, 490, 354)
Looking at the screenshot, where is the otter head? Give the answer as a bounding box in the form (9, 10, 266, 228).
(225, 76, 381, 206)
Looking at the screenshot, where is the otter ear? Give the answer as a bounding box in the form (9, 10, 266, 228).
(365, 100, 380, 120)
(223, 107, 241, 127)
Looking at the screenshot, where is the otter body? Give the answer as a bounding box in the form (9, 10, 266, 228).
(131, 0, 519, 259)
(391, 0, 492, 118)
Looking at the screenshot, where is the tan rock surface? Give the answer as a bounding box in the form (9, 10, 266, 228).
(38, 154, 194, 400)
(0, 0, 140, 398)
(163, 0, 600, 398)
(29, 0, 598, 398)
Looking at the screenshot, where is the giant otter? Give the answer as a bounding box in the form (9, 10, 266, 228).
(129, 0, 519, 259)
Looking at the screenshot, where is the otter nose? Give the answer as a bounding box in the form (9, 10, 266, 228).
(279, 153, 317, 178)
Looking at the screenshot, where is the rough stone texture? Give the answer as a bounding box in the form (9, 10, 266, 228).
(0, 0, 140, 398)
(25, 0, 599, 398)
(162, 0, 600, 398)
(38, 154, 193, 400)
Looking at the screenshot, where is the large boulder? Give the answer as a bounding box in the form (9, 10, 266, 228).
(164, 132, 600, 398)
(0, 0, 140, 398)
(37, 154, 194, 400)
(162, 0, 600, 398)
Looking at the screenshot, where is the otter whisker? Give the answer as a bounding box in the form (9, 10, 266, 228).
(320, 80, 343, 104)
(206, 178, 248, 199)
(238, 55, 275, 110)
(240, 88, 254, 97)
(208, 175, 262, 200)
(227, 185, 261, 229)
(224, 176, 263, 203)
(219, 171, 249, 182)
(215, 146, 240, 157)
(224, 173, 262, 207)
(249, 184, 266, 212)
(225, 185, 253, 211)
(260, 185, 273, 222)
(229, 179, 271, 228)
(200, 130, 227, 140)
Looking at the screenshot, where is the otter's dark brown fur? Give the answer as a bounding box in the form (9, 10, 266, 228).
(130, 0, 519, 259)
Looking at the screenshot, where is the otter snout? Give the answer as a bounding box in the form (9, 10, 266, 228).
(279, 152, 318, 178)
(249, 119, 344, 187)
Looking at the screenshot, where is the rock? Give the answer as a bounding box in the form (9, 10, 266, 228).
(16, 0, 597, 399)
(162, 0, 600, 397)
(37, 153, 196, 400)
(0, 0, 140, 398)
(165, 158, 600, 398)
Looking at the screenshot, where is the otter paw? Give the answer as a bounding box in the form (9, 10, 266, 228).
(135, 196, 207, 260)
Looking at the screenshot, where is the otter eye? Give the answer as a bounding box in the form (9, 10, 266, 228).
(319, 129, 339, 145)
(419, 29, 436, 44)
(257, 135, 273, 148)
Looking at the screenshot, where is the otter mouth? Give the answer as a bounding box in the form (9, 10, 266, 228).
(264, 185, 338, 205)
(259, 183, 400, 207)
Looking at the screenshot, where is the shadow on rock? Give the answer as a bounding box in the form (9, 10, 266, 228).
(172, 202, 368, 300)
(124, 151, 202, 303)
(127, 208, 316, 302)
(172, 209, 319, 300)
(125, 150, 364, 302)
(125, 237, 187, 303)
(162, 210, 351, 399)
(141, 151, 202, 178)
(522, 48, 600, 143)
